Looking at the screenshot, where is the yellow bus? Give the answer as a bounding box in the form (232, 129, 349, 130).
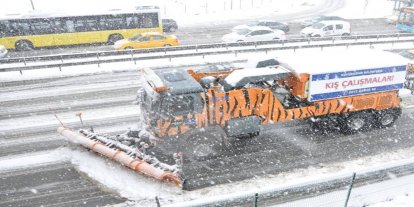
(0, 7, 162, 51)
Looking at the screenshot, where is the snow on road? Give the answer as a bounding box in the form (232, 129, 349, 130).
(0, 105, 139, 132)
(0, 0, 412, 206)
(2, 142, 414, 206)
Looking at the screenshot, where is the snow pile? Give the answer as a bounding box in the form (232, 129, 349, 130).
(368, 192, 414, 207)
(56, 145, 414, 206)
(330, 0, 395, 19)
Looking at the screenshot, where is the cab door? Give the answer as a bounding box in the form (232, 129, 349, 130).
(135, 36, 151, 48)
(151, 35, 166, 47)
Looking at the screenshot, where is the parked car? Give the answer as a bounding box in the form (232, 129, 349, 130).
(385, 15, 398, 24)
(257, 20, 290, 33)
(162, 19, 178, 32)
(113, 32, 180, 50)
(246, 56, 280, 68)
(300, 20, 351, 37)
(222, 26, 286, 43)
(300, 15, 344, 27)
(0, 45, 7, 58)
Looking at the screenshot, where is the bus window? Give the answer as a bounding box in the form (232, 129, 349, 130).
(85, 19, 99, 31)
(100, 15, 125, 30)
(74, 18, 87, 32)
(30, 19, 54, 35)
(139, 13, 159, 28)
(51, 18, 67, 33)
(0, 21, 8, 37)
(65, 19, 75, 33)
(126, 14, 139, 29)
(9, 20, 31, 36)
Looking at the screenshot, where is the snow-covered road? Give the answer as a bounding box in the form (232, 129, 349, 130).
(1, 59, 414, 206)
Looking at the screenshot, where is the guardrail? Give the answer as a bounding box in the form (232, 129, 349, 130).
(1, 33, 414, 73)
(164, 159, 414, 207)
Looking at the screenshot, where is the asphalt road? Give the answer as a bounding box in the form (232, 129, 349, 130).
(1, 65, 414, 206)
(6, 18, 397, 59)
(1, 0, 413, 205)
(0, 162, 126, 207)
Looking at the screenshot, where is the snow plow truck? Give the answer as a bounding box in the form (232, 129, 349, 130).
(58, 49, 411, 190)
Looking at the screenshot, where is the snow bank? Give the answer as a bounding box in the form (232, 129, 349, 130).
(58, 145, 414, 206)
(0, 150, 65, 171)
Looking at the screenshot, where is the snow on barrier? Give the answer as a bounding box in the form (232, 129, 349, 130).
(164, 158, 414, 207)
(2, 33, 414, 73)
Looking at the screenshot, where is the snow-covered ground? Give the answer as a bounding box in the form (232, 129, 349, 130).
(1, 0, 414, 206)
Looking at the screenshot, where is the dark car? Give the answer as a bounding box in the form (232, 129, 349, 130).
(301, 15, 344, 27)
(257, 20, 290, 33)
(162, 19, 178, 32)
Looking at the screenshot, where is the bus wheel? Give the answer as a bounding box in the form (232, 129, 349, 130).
(15, 40, 34, 51)
(124, 47, 134, 50)
(164, 44, 172, 47)
(108, 34, 123, 45)
(375, 109, 401, 128)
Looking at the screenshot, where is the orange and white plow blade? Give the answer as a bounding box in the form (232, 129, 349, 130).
(57, 127, 182, 186)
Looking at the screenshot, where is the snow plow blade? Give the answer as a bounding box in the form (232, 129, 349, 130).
(57, 127, 183, 187)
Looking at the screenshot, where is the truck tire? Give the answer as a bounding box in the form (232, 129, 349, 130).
(178, 127, 229, 160)
(340, 112, 372, 134)
(375, 108, 401, 128)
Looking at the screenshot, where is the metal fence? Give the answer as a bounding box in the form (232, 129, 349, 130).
(2, 33, 414, 73)
(161, 160, 414, 207)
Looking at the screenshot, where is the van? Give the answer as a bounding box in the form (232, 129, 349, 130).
(300, 20, 351, 37)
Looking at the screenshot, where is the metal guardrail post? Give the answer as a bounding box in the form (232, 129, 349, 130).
(344, 172, 356, 207)
(254, 193, 259, 207)
(155, 196, 161, 207)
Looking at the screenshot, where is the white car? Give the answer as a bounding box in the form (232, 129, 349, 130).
(300, 20, 351, 38)
(0, 45, 7, 58)
(222, 26, 286, 43)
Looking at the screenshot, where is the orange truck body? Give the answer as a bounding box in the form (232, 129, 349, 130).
(153, 76, 401, 138)
(142, 50, 409, 138)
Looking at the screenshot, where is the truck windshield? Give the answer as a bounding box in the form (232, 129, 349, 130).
(236, 28, 251, 35)
(311, 23, 325, 29)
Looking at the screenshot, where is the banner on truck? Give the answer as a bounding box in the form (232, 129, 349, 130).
(308, 66, 407, 101)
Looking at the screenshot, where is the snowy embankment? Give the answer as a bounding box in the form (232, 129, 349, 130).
(2, 138, 414, 207)
(0, 0, 394, 26)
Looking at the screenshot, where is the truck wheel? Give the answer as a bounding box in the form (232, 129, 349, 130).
(375, 109, 401, 128)
(340, 112, 372, 134)
(179, 128, 228, 160)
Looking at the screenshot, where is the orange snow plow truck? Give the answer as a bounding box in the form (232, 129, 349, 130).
(58, 49, 411, 190)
